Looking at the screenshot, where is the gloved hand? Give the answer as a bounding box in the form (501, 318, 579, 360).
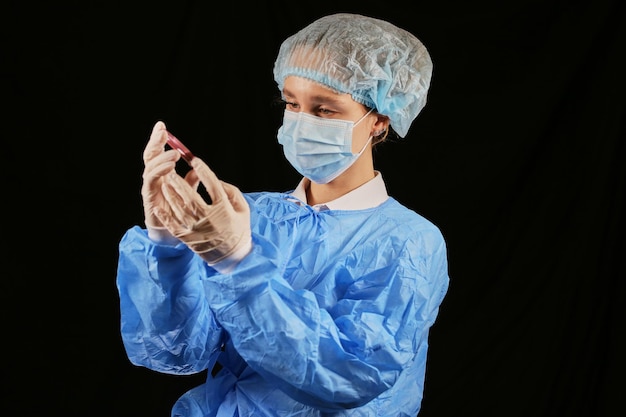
(154, 156, 252, 265)
(141, 121, 185, 231)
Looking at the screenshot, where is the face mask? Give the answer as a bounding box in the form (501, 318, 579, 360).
(277, 109, 373, 184)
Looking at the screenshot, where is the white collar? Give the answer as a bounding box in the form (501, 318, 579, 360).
(289, 171, 389, 211)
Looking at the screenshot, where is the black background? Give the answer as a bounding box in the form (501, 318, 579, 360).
(3, 1, 624, 416)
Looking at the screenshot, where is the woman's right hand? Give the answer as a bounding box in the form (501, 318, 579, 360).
(141, 121, 182, 229)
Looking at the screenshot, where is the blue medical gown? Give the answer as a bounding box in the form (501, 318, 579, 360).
(116, 191, 449, 416)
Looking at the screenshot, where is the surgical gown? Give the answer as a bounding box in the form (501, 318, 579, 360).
(116, 188, 449, 416)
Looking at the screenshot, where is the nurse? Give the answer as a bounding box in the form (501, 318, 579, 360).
(117, 13, 450, 416)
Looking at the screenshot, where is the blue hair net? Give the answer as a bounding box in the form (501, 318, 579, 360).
(273, 13, 433, 137)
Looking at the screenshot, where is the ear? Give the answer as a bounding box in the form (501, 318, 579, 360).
(371, 114, 390, 136)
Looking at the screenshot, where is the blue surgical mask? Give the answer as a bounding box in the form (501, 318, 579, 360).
(277, 109, 373, 184)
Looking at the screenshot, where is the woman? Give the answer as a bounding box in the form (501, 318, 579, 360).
(117, 13, 449, 416)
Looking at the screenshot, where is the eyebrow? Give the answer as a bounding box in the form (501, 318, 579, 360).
(282, 87, 345, 105)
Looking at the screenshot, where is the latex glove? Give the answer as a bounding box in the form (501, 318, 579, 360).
(141, 121, 184, 231)
(154, 157, 252, 264)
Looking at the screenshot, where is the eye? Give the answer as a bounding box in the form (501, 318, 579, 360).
(282, 100, 299, 110)
(317, 107, 336, 116)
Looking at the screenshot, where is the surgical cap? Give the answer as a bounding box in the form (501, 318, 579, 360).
(273, 13, 433, 137)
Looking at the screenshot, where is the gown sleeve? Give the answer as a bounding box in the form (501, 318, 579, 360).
(116, 226, 225, 375)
